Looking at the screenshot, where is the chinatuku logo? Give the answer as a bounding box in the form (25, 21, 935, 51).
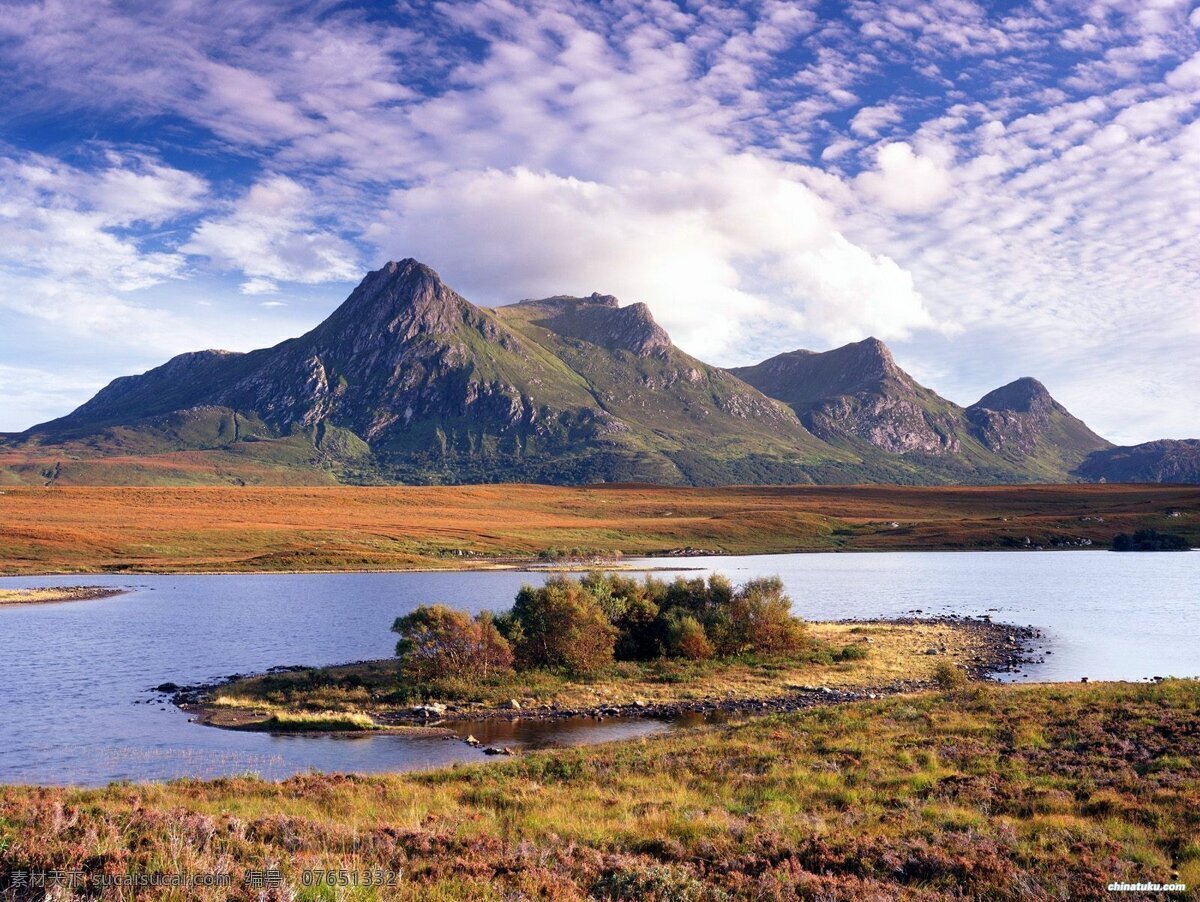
(1108, 881, 1187, 893)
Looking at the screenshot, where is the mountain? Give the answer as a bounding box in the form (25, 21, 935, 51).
(964, 377, 1112, 479)
(9, 261, 844, 486)
(729, 338, 966, 455)
(2, 259, 1192, 487)
(728, 340, 1109, 483)
(1077, 440, 1200, 484)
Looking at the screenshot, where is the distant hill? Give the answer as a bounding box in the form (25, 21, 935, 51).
(1077, 439, 1200, 484)
(1, 259, 1193, 486)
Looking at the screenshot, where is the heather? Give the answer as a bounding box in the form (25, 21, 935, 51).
(2, 681, 1196, 900)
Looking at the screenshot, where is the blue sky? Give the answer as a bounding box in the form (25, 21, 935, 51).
(1, 0, 1198, 442)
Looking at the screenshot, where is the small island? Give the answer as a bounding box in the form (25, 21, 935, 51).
(178, 573, 1035, 734)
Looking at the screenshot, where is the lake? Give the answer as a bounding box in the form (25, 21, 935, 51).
(0, 551, 1195, 785)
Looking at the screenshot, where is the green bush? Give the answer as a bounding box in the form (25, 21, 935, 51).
(834, 643, 870, 662)
(933, 661, 968, 689)
(509, 577, 618, 676)
(705, 577, 809, 657)
(662, 611, 714, 660)
(580, 572, 661, 660)
(396, 572, 814, 681)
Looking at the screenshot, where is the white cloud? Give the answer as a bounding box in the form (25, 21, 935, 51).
(850, 103, 903, 137)
(0, 152, 203, 291)
(855, 143, 954, 214)
(0, 0, 1199, 440)
(240, 277, 280, 295)
(183, 176, 360, 285)
(369, 157, 931, 359)
(1166, 50, 1200, 87)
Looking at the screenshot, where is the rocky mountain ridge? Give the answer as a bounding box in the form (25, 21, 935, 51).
(3, 259, 1192, 486)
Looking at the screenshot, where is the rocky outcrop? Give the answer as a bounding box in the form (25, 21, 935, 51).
(965, 377, 1110, 467)
(730, 338, 964, 455)
(966, 378, 1059, 456)
(517, 292, 671, 357)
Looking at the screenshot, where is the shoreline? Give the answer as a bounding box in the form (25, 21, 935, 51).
(2, 544, 1152, 580)
(0, 586, 128, 606)
(169, 616, 1043, 735)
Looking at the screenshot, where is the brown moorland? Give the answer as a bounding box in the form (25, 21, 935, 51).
(0, 680, 1196, 899)
(0, 483, 1196, 574)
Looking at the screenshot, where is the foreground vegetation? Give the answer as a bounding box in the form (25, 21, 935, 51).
(0, 483, 1196, 573)
(2, 681, 1196, 899)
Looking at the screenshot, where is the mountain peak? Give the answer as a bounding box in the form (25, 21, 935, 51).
(319, 258, 475, 342)
(972, 377, 1054, 414)
(512, 293, 670, 357)
(728, 338, 963, 456)
(966, 377, 1110, 464)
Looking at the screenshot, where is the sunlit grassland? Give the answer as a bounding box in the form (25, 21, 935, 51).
(1, 483, 1196, 574)
(1, 681, 1195, 899)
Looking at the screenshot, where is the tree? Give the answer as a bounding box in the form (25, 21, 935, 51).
(707, 577, 808, 657)
(392, 605, 514, 681)
(580, 572, 660, 660)
(510, 577, 617, 675)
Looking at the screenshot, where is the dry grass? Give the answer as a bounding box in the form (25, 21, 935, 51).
(1, 680, 1196, 900)
(1, 483, 1196, 574)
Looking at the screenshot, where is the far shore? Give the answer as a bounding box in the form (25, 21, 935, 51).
(0, 483, 1195, 575)
(0, 586, 127, 606)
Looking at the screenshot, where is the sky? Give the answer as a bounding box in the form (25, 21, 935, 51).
(0, 0, 1198, 443)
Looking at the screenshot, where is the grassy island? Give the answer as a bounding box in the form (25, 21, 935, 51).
(189, 573, 1022, 732)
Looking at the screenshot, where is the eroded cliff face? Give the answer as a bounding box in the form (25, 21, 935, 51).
(965, 378, 1061, 456)
(803, 394, 962, 454)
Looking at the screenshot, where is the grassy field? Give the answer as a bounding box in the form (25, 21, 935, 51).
(202, 622, 997, 730)
(0, 680, 1195, 899)
(0, 483, 1196, 574)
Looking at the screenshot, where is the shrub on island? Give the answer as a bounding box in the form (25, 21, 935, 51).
(392, 572, 814, 682)
(391, 606, 514, 681)
(1111, 529, 1190, 551)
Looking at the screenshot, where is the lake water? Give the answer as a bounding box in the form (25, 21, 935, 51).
(0, 551, 1195, 786)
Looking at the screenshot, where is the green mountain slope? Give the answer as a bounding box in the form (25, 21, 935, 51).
(9, 261, 847, 486)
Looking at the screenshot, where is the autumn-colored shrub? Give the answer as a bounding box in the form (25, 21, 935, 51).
(392, 605, 514, 681)
(580, 572, 660, 660)
(662, 611, 714, 660)
(508, 577, 617, 676)
(705, 576, 809, 657)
